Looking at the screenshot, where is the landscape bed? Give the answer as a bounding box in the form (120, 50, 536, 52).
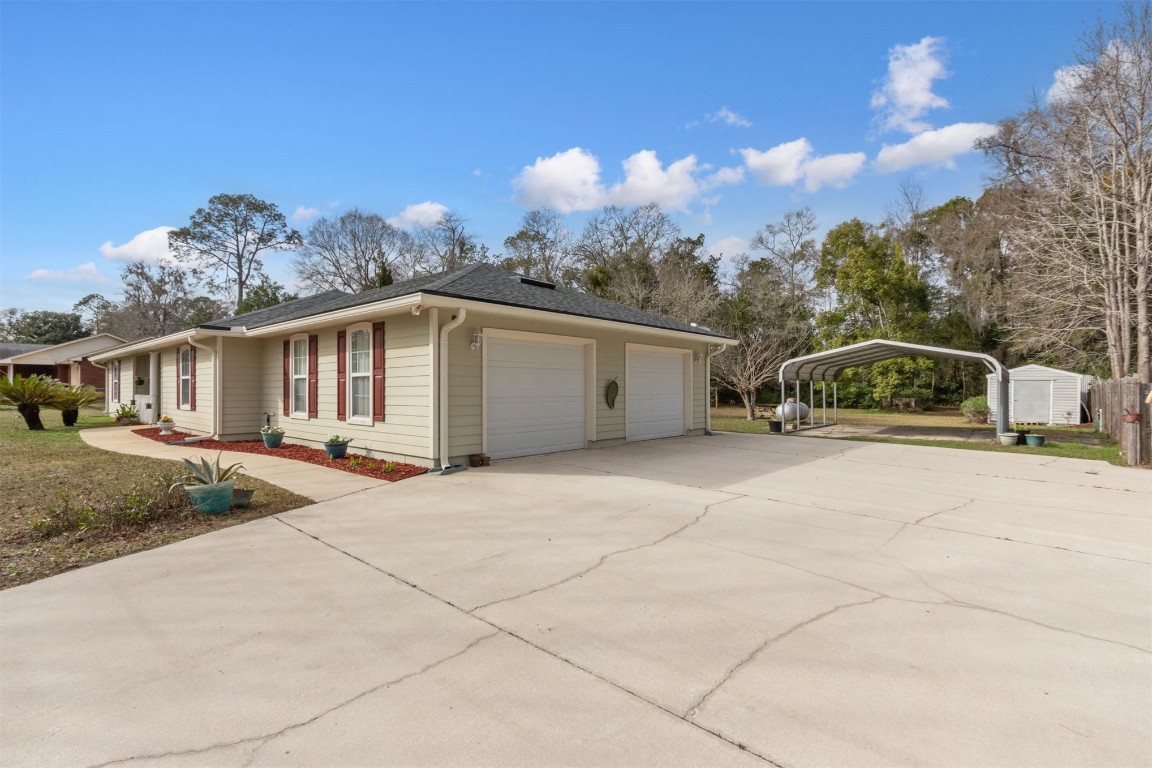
(134, 428, 429, 482)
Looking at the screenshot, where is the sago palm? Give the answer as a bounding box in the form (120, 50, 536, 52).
(0, 374, 67, 431)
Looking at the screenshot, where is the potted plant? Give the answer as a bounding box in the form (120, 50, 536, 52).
(114, 403, 141, 425)
(1011, 424, 1031, 445)
(324, 434, 352, 459)
(997, 433, 1019, 446)
(156, 414, 176, 436)
(1025, 433, 1047, 447)
(261, 425, 285, 448)
(170, 452, 245, 515)
(767, 416, 783, 433)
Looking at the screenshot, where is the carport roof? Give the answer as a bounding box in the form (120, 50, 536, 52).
(779, 339, 1008, 383)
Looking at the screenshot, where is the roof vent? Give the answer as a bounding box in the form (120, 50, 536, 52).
(519, 276, 556, 289)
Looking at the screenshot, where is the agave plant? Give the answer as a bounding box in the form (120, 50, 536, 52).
(170, 452, 246, 488)
(54, 385, 101, 427)
(0, 374, 67, 430)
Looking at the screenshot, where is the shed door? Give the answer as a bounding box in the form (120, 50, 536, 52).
(486, 338, 586, 460)
(1013, 380, 1051, 424)
(627, 349, 686, 441)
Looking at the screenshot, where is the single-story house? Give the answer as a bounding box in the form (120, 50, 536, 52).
(1, 334, 127, 391)
(987, 364, 1093, 426)
(90, 264, 737, 468)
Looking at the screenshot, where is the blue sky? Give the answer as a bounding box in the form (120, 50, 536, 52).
(0, 1, 1119, 313)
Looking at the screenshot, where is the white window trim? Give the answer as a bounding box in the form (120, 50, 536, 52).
(346, 322, 373, 426)
(177, 346, 193, 410)
(110, 360, 121, 403)
(290, 334, 310, 419)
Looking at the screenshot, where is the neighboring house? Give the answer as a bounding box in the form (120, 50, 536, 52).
(0, 335, 127, 392)
(90, 264, 737, 468)
(987, 364, 1093, 426)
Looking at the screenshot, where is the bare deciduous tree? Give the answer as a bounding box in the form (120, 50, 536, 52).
(412, 211, 489, 274)
(293, 209, 416, 293)
(980, 3, 1151, 381)
(500, 208, 574, 284)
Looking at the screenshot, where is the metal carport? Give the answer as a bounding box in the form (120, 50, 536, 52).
(778, 339, 1010, 435)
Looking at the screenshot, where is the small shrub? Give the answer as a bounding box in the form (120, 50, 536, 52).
(960, 395, 990, 423)
(381, 461, 398, 473)
(29, 471, 195, 539)
(348, 455, 363, 468)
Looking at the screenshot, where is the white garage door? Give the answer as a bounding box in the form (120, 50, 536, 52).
(627, 348, 686, 441)
(486, 337, 587, 459)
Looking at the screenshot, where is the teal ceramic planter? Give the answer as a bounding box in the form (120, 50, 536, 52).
(262, 433, 284, 449)
(184, 479, 235, 515)
(324, 443, 348, 459)
(1025, 434, 1046, 447)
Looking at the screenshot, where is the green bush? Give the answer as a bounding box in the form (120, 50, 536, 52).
(960, 395, 990, 423)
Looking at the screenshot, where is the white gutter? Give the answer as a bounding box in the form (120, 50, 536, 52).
(89, 329, 247, 363)
(245, 296, 422, 337)
(437, 308, 466, 472)
(187, 336, 220, 439)
(705, 343, 729, 434)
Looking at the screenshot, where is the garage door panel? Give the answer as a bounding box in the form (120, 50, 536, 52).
(627, 349, 686, 442)
(486, 338, 587, 460)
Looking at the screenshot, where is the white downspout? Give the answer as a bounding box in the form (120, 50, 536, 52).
(187, 336, 220, 439)
(705, 343, 728, 434)
(437, 308, 466, 472)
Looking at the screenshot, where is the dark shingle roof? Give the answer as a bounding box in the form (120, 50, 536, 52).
(0, 342, 52, 360)
(201, 290, 349, 329)
(203, 264, 728, 339)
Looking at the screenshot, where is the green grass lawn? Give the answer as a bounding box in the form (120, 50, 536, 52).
(710, 405, 1123, 465)
(0, 406, 310, 589)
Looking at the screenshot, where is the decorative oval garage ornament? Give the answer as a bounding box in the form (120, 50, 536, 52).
(606, 378, 619, 409)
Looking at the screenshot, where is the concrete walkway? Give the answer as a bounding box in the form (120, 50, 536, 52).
(80, 427, 387, 501)
(4, 434, 1149, 767)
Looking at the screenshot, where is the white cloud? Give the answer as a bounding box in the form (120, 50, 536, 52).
(606, 150, 702, 211)
(292, 205, 321, 223)
(740, 138, 812, 186)
(874, 122, 997, 172)
(26, 261, 108, 283)
(513, 147, 605, 213)
(513, 147, 742, 213)
(1047, 63, 1091, 103)
(871, 36, 950, 134)
(709, 107, 752, 127)
(387, 201, 449, 230)
(740, 139, 865, 191)
(98, 226, 175, 264)
(801, 152, 869, 191)
(707, 235, 749, 262)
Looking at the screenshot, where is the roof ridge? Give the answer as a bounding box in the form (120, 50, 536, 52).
(421, 262, 488, 292)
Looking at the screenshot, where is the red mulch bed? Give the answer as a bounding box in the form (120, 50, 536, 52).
(133, 428, 428, 482)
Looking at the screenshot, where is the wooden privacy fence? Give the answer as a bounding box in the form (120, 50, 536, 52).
(1090, 376, 1151, 466)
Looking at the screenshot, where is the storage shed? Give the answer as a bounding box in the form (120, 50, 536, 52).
(987, 364, 1092, 426)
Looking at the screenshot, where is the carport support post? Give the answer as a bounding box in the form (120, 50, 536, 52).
(834, 383, 838, 424)
(794, 380, 801, 432)
(821, 382, 827, 425)
(996, 373, 1010, 435)
(809, 381, 814, 426)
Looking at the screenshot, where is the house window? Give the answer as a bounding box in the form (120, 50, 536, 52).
(110, 360, 121, 402)
(348, 326, 371, 423)
(178, 347, 192, 408)
(291, 336, 309, 416)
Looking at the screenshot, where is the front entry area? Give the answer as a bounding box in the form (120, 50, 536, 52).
(626, 345, 689, 442)
(484, 334, 590, 460)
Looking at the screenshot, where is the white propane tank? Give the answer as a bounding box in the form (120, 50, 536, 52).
(775, 401, 810, 421)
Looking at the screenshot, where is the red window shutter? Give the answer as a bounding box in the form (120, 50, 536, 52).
(372, 322, 385, 422)
(307, 335, 319, 419)
(336, 330, 347, 421)
(189, 347, 197, 411)
(282, 340, 290, 416)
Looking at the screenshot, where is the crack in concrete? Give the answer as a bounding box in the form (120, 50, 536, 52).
(943, 601, 1150, 654)
(687, 596, 886, 717)
(84, 631, 500, 768)
(468, 495, 744, 613)
(273, 514, 785, 766)
(914, 498, 976, 525)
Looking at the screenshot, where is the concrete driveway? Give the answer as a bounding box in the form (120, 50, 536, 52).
(2, 434, 1149, 767)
